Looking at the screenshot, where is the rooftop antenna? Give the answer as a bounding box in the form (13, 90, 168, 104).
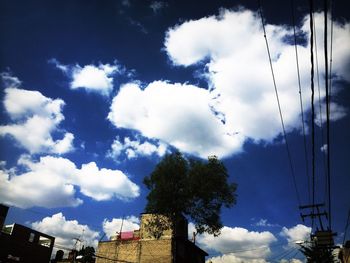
(119, 216, 124, 238)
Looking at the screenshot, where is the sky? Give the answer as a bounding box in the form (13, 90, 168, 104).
(0, 0, 350, 262)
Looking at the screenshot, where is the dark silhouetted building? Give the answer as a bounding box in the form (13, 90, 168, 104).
(0, 204, 55, 263)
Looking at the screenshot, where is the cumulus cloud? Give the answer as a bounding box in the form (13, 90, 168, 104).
(108, 81, 245, 158)
(0, 155, 140, 208)
(280, 259, 303, 263)
(32, 213, 99, 250)
(207, 254, 268, 263)
(0, 83, 74, 154)
(189, 223, 276, 260)
(103, 216, 140, 239)
(107, 136, 168, 160)
(109, 9, 350, 159)
(280, 224, 311, 244)
(50, 59, 122, 96)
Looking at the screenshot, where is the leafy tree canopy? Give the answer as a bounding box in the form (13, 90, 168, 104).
(143, 152, 237, 236)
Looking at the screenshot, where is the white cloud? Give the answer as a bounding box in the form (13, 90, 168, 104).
(315, 102, 347, 126)
(109, 9, 350, 159)
(103, 216, 139, 239)
(253, 218, 280, 228)
(189, 223, 276, 260)
(0, 85, 74, 154)
(280, 224, 311, 244)
(77, 162, 140, 201)
(107, 136, 168, 160)
(108, 81, 245, 158)
(50, 59, 121, 96)
(207, 254, 268, 263)
(279, 259, 303, 263)
(0, 72, 22, 88)
(0, 155, 140, 208)
(32, 213, 99, 250)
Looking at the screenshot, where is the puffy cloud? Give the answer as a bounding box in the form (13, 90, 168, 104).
(207, 254, 268, 263)
(50, 59, 122, 96)
(189, 223, 276, 260)
(0, 155, 140, 208)
(280, 224, 311, 244)
(32, 213, 99, 250)
(108, 81, 245, 158)
(109, 9, 350, 159)
(0, 85, 74, 154)
(107, 136, 168, 160)
(280, 259, 303, 263)
(77, 162, 140, 201)
(103, 216, 140, 239)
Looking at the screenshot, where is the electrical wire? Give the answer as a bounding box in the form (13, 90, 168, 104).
(312, 5, 329, 209)
(287, 249, 302, 261)
(343, 209, 350, 245)
(291, 0, 311, 205)
(257, 0, 301, 207)
(324, 0, 332, 230)
(269, 247, 298, 262)
(309, 0, 316, 230)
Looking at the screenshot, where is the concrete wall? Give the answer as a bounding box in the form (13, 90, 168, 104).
(139, 239, 172, 263)
(96, 240, 138, 263)
(95, 239, 172, 263)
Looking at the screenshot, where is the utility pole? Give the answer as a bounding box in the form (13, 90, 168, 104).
(299, 203, 338, 261)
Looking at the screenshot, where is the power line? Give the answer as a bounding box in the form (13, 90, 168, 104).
(290, 0, 311, 205)
(270, 247, 298, 262)
(287, 249, 302, 261)
(257, 0, 301, 207)
(343, 209, 350, 245)
(312, 5, 328, 208)
(324, 0, 332, 230)
(309, 0, 316, 230)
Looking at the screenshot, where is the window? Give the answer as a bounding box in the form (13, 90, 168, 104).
(29, 233, 35, 242)
(2, 224, 14, 235)
(39, 236, 52, 247)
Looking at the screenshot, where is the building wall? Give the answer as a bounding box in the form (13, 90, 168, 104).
(95, 239, 172, 263)
(339, 247, 350, 263)
(95, 214, 206, 263)
(139, 239, 172, 263)
(0, 204, 9, 230)
(96, 240, 139, 263)
(0, 223, 55, 263)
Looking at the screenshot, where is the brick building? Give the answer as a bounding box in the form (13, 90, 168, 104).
(96, 214, 207, 263)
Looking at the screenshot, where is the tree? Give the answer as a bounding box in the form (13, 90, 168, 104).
(299, 243, 335, 263)
(77, 246, 95, 263)
(143, 152, 237, 236)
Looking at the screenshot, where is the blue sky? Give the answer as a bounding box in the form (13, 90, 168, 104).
(1, 0, 350, 262)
